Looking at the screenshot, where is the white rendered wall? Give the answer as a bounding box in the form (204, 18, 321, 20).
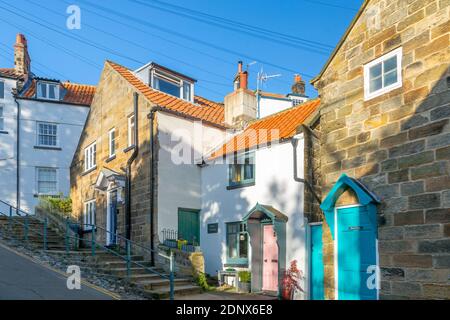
(200, 138, 307, 297)
(156, 112, 229, 242)
(258, 96, 293, 118)
(0, 77, 19, 213)
(18, 99, 89, 213)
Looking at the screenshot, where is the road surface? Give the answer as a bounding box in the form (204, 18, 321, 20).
(0, 244, 115, 300)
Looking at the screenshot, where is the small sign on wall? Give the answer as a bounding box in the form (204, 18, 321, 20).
(207, 223, 219, 234)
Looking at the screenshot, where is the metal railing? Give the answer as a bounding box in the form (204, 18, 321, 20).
(161, 228, 200, 252)
(68, 222, 176, 300)
(0, 200, 176, 300)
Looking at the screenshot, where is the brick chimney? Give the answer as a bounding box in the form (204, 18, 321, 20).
(225, 61, 256, 128)
(14, 34, 31, 76)
(291, 74, 305, 96)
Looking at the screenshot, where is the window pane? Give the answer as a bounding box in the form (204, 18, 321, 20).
(369, 77, 382, 93)
(155, 77, 181, 97)
(239, 233, 248, 258)
(0, 81, 4, 99)
(384, 70, 398, 87)
(40, 83, 47, 98)
(369, 63, 382, 79)
(183, 82, 191, 101)
(227, 234, 238, 258)
(383, 56, 397, 73)
(37, 168, 57, 194)
(49, 85, 56, 99)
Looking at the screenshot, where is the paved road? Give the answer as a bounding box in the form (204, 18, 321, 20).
(0, 244, 115, 300)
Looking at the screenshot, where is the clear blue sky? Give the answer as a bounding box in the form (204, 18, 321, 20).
(0, 0, 364, 101)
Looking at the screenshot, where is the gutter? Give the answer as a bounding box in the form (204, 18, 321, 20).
(14, 97, 21, 211)
(124, 92, 139, 240)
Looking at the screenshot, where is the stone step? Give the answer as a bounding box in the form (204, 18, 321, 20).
(137, 277, 193, 291)
(97, 260, 154, 269)
(145, 284, 202, 300)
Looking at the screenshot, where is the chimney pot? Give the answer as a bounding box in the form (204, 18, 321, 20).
(238, 61, 243, 73)
(291, 73, 305, 96)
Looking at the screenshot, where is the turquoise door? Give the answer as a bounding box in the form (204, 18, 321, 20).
(337, 206, 377, 300)
(310, 224, 324, 300)
(178, 208, 200, 245)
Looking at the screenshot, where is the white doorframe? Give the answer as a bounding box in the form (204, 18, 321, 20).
(333, 204, 379, 300)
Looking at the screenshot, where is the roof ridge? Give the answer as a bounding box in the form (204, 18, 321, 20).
(62, 81, 96, 88)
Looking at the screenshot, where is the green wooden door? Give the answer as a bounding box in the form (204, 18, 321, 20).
(178, 208, 200, 245)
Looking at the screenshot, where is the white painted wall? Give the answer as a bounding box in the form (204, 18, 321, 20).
(157, 112, 229, 241)
(0, 80, 89, 215)
(259, 96, 293, 118)
(18, 99, 89, 213)
(0, 77, 19, 213)
(200, 137, 308, 297)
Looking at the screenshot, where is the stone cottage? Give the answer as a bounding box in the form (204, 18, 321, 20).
(308, 0, 449, 299)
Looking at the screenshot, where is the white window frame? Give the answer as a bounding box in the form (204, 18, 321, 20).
(83, 200, 96, 231)
(151, 69, 194, 102)
(128, 114, 135, 147)
(0, 105, 4, 131)
(36, 167, 58, 196)
(36, 81, 60, 101)
(36, 121, 58, 147)
(84, 142, 97, 172)
(364, 47, 402, 101)
(0, 80, 5, 100)
(108, 128, 116, 157)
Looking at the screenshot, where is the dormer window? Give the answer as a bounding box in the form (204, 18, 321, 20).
(151, 69, 194, 102)
(37, 81, 59, 100)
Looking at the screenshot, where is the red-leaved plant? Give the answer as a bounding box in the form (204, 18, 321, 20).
(281, 260, 304, 300)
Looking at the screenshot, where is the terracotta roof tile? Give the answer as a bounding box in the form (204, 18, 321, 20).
(210, 99, 320, 159)
(20, 79, 95, 105)
(107, 61, 226, 127)
(0, 68, 23, 79)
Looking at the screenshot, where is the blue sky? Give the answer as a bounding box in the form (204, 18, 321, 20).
(0, 0, 364, 101)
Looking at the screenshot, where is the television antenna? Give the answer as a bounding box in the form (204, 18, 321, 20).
(256, 67, 282, 118)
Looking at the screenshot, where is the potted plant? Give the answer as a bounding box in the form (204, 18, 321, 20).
(237, 270, 251, 293)
(281, 260, 303, 300)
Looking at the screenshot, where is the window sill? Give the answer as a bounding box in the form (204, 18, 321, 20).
(123, 145, 135, 153)
(224, 261, 249, 268)
(0, 130, 8, 134)
(105, 154, 116, 163)
(82, 166, 97, 176)
(226, 181, 255, 190)
(34, 145, 62, 151)
(34, 193, 60, 198)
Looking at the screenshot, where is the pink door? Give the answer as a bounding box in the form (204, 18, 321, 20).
(262, 224, 279, 291)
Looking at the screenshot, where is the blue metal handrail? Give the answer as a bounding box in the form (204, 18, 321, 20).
(0, 198, 176, 300)
(68, 221, 176, 300)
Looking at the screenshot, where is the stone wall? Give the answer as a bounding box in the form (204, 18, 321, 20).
(312, 0, 449, 299)
(70, 63, 155, 248)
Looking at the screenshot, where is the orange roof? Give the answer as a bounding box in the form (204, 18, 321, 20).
(210, 99, 320, 159)
(107, 61, 225, 127)
(0, 68, 24, 79)
(259, 91, 288, 99)
(21, 80, 95, 105)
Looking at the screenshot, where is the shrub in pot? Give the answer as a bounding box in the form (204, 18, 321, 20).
(238, 270, 251, 293)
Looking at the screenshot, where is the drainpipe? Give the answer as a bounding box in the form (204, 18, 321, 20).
(147, 106, 161, 266)
(291, 128, 321, 205)
(125, 92, 139, 240)
(14, 97, 20, 213)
